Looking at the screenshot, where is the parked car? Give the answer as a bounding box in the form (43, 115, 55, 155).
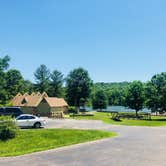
(16, 114, 46, 128)
(0, 107, 23, 117)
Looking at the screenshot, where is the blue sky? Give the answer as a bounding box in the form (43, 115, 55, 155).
(0, 0, 166, 82)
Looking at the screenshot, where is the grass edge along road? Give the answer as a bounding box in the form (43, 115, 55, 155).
(70, 112, 166, 127)
(0, 128, 116, 157)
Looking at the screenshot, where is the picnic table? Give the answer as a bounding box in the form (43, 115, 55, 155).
(108, 111, 151, 121)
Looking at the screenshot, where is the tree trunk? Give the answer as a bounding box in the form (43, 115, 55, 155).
(76, 106, 79, 114)
(136, 110, 138, 119)
(74, 97, 79, 114)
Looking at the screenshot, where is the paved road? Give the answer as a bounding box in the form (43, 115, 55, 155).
(1, 119, 166, 166)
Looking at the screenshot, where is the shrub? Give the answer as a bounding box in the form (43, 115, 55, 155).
(5, 102, 13, 107)
(0, 116, 18, 141)
(68, 106, 77, 114)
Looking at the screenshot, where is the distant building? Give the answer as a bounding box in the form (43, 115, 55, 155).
(11, 92, 68, 117)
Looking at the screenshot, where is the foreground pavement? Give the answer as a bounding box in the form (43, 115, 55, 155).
(1, 119, 166, 166)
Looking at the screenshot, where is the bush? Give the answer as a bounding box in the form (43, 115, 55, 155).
(68, 106, 77, 114)
(0, 116, 18, 141)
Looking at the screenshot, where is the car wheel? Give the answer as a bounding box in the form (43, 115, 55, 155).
(34, 122, 41, 128)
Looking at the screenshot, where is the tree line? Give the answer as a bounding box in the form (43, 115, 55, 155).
(93, 75, 166, 117)
(0, 56, 166, 116)
(0, 56, 92, 108)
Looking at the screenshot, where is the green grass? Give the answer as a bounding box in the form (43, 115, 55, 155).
(70, 112, 166, 127)
(0, 129, 116, 157)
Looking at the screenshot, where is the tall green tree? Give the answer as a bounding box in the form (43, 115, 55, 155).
(145, 82, 159, 113)
(160, 84, 166, 112)
(0, 56, 10, 104)
(6, 69, 24, 100)
(34, 64, 50, 93)
(146, 72, 166, 113)
(66, 68, 93, 111)
(92, 89, 108, 111)
(49, 70, 64, 97)
(125, 81, 145, 118)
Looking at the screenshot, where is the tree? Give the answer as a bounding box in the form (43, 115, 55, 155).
(145, 82, 159, 113)
(125, 81, 145, 118)
(160, 84, 166, 112)
(0, 55, 10, 71)
(66, 68, 93, 111)
(92, 89, 108, 111)
(6, 69, 24, 100)
(49, 70, 64, 97)
(34, 64, 50, 93)
(22, 80, 34, 94)
(0, 56, 10, 104)
(146, 72, 166, 113)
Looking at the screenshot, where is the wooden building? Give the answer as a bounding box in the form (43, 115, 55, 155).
(11, 92, 68, 117)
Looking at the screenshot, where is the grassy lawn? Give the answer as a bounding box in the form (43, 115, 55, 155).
(70, 112, 166, 127)
(0, 129, 116, 157)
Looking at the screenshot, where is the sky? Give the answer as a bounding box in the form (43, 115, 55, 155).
(0, 0, 166, 83)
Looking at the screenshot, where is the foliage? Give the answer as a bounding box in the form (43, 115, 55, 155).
(68, 106, 77, 114)
(94, 82, 130, 91)
(145, 82, 159, 113)
(93, 82, 129, 106)
(0, 56, 26, 104)
(34, 64, 51, 93)
(125, 81, 145, 117)
(49, 70, 64, 97)
(107, 88, 126, 106)
(0, 55, 10, 71)
(0, 56, 10, 104)
(22, 80, 34, 94)
(145, 72, 166, 113)
(66, 67, 93, 109)
(92, 89, 108, 111)
(1, 55, 166, 115)
(0, 129, 116, 157)
(0, 116, 18, 141)
(34, 66, 65, 97)
(6, 69, 24, 99)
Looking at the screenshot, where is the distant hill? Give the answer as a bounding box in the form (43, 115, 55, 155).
(93, 82, 131, 106)
(94, 82, 131, 91)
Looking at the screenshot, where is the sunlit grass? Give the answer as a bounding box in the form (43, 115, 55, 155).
(70, 112, 166, 127)
(0, 128, 116, 157)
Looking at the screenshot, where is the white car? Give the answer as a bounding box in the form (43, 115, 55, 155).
(16, 114, 46, 128)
